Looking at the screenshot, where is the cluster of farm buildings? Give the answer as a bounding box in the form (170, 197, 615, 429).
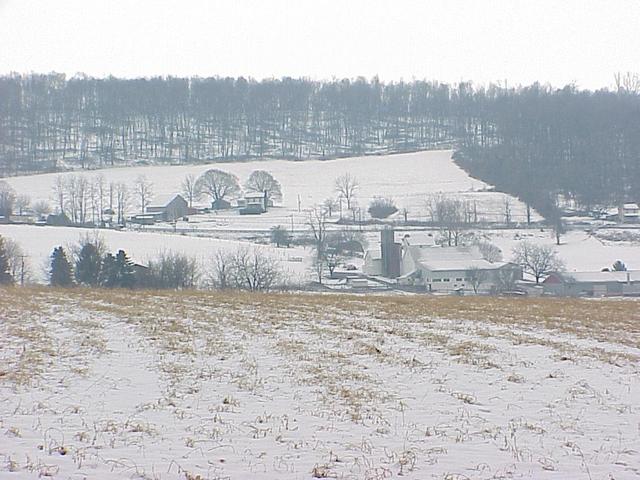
(129, 191, 271, 225)
(362, 229, 640, 297)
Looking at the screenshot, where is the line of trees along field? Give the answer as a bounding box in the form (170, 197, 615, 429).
(1, 73, 639, 215)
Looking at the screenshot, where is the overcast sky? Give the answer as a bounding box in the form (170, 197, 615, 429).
(1, 0, 638, 89)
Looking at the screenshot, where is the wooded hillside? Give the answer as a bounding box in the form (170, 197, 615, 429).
(1, 74, 639, 214)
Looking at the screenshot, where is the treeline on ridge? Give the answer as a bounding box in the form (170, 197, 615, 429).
(1, 73, 639, 216)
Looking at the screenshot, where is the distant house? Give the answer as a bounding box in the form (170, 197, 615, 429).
(543, 270, 640, 297)
(239, 192, 268, 215)
(364, 228, 522, 293)
(46, 212, 72, 226)
(146, 194, 189, 221)
(605, 203, 640, 223)
(620, 203, 640, 223)
(212, 198, 231, 210)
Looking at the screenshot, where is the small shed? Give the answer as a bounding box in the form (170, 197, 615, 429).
(212, 198, 231, 210)
(46, 212, 72, 226)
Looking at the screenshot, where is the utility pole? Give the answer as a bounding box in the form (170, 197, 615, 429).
(290, 214, 294, 234)
(297, 194, 301, 213)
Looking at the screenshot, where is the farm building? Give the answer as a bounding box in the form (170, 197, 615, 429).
(146, 194, 189, 221)
(364, 229, 522, 293)
(604, 203, 640, 223)
(212, 198, 231, 210)
(364, 231, 436, 278)
(363, 248, 382, 275)
(239, 192, 268, 215)
(543, 270, 640, 297)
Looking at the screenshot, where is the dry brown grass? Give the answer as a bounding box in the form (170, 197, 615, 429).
(2, 286, 638, 340)
(2, 286, 638, 362)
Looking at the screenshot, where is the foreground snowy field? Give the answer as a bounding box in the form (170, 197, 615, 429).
(4, 150, 539, 224)
(1, 288, 638, 479)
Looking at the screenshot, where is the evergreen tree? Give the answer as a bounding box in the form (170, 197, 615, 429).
(115, 249, 135, 288)
(75, 243, 102, 286)
(612, 260, 627, 271)
(50, 246, 73, 287)
(99, 253, 118, 287)
(0, 236, 14, 285)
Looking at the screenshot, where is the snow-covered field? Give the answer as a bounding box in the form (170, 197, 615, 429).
(4, 150, 540, 224)
(1, 289, 638, 479)
(480, 229, 640, 272)
(0, 225, 310, 283)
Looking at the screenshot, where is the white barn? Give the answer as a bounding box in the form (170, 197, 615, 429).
(364, 229, 522, 293)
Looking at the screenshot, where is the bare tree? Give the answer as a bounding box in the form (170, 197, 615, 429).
(323, 247, 345, 278)
(323, 198, 338, 217)
(95, 174, 106, 223)
(208, 247, 282, 291)
(52, 175, 66, 215)
(0, 181, 16, 217)
(512, 241, 564, 283)
(307, 205, 328, 257)
(614, 71, 640, 94)
(467, 266, 488, 294)
(181, 173, 200, 208)
(134, 175, 154, 214)
(334, 173, 359, 210)
(503, 197, 512, 225)
(245, 170, 283, 207)
(147, 250, 200, 289)
(114, 182, 129, 225)
(15, 194, 30, 216)
(231, 247, 281, 291)
(475, 240, 503, 262)
(270, 225, 290, 247)
(2, 236, 30, 285)
(62, 175, 90, 224)
(196, 169, 241, 204)
(32, 200, 51, 219)
(209, 250, 233, 290)
(495, 267, 520, 293)
(307, 205, 330, 283)
(427, 195, 465, 246)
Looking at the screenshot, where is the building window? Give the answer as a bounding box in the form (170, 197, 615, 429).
(433, 279, 441, 282)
